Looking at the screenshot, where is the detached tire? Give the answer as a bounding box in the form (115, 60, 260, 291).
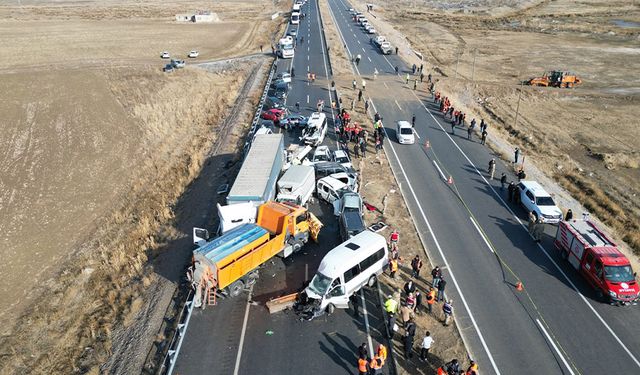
(228, 280, 245, 298)
(326, 303, 335, 315)
(292, 240, 304, 253)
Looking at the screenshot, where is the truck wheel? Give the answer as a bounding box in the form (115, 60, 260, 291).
(291, 239, 304, 253)
(367, 275, 377, 288)
(228, 280, 245, 298)
(326, 303, 335, 315)
(246, 271, 259, 286)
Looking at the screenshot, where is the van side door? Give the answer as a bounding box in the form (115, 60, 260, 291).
(326, 277, 349, 308)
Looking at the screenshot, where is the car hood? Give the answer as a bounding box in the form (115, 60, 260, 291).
(538, 205, 562, 217)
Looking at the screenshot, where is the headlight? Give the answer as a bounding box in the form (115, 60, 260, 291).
(608, 290, 617, 298)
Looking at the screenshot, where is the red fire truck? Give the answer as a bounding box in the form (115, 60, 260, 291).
(555, 220, 639, 305)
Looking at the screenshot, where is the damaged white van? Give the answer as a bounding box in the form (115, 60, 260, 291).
(304, 231, 387, 314)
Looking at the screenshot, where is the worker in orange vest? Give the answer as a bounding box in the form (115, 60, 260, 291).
(357, 354, 369, 375)
(369, 354, 384, 374)
(426, 287, 437, 314)
(376, 344, 387, 361)
(466, 360, 479, 375)
(389, 257, 398, 279)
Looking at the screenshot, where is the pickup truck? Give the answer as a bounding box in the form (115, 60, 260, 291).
(334, 192, 365, 241)
(371, 35, 386, 46)
(379, 42, 392, 55)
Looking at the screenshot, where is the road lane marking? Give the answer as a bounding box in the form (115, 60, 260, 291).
(307, 95, 309, 104)
(233, 286, 254, 375)
(357, 40, 361, 44)
(367, 56, 372, 62)
(432, 160, 446, 181)
(366, 98, 502, 374)
(536, 319, 575, 375)
(394, 100, 402, 110)
(413, 129, 420, 139)
(470, 216, 494, 253)
(362, 47, 365, 52)
(383, 82, 388, 88)
(410, 83, 640, 370)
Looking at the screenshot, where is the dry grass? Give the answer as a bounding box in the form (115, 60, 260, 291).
(0, 66, 250, 374)
(318, 0, 354, 77)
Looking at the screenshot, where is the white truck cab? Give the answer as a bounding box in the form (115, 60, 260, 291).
(305, 231, 388, 313)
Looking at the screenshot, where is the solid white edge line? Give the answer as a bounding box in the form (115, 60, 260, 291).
(536, 319, 576, 375)
(394, 100, 401, 110)
(432, 160, 446, 181)
(470, 216, 495, 253)
(233, 286, 254, 375)
(368, 97, 502, 374)
(409, 83, 640, 369)
(360, 288, 375, 358)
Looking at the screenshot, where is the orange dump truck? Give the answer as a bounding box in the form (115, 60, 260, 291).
(191, 201, 322, 306)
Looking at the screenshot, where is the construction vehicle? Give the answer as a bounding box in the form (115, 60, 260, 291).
(190, 201, 322, 307)
(554, 220, 639, 305)
(526, 71, 581, 88)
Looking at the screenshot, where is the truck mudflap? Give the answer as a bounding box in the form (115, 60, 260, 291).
(308, 212, 323, 242)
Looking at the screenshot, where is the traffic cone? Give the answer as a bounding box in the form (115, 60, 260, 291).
(447, 175, 453, 184)
(516, 281, 523, 291)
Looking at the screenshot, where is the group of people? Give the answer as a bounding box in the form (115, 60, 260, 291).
(435, 92, 489, 145)
(356, 342, 387, 375)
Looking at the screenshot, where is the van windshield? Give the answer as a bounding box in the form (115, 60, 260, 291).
(605, 265, 635, 283)
(308, 272, 332, 296)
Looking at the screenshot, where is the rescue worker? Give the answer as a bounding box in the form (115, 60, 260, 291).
(528, 211, 536, 235)
(384, 295, 399, 338)
(426, 287, 436, 314)
(466, 360, 479, 375)
(357, 354, 369, 375)
(369, 355, 383, 375)
(438, 359, 462, 375)
(533, 217, 544, 243)
(389, 257, 398, 279)
(376, 343, 387, 363)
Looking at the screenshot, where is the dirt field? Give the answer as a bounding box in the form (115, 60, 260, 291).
(350, 0, 640, 257)
(0, 0, 286, 373)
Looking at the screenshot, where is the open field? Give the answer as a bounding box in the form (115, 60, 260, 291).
(0, 0, 286, 373)
(351, 0, 640, 256)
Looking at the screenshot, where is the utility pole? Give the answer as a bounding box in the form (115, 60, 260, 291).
(471, 49, 477, 82)
(513, 81, 524, 128)
(454, 51, 461, 79)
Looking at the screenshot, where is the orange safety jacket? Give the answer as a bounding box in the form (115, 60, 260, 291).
(377, 344, 387, 361)
(427, 290, 436, 305)
(358, 358, 368, 373)
(370, 356, 383, 370)
(390, 259, 398, 272)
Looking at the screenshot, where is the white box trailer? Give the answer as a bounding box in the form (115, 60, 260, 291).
(227, 134, 284, 206)
(276, 165, 315, 205)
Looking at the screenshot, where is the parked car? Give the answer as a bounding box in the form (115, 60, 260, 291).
(188, 50, 199, 58)
(311, 146, 333, 164)
(329, 171, 358, 192)
(280, 114, 308, 129)
(276, 73, 292, 83)
(518, 180, 563, 223)
(261, 108, 287, 122)
(163, 64, 174, 73)
(314, 162, 349, 179)
(396, 120, 415, 144)
(288, 28, 298, 37)
(171, 59, 185, 68)
(160, 51, 170, 59)
(264, 97, 285, 110)
(333, 149, 352, 169)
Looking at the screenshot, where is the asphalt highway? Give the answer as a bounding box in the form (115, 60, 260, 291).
(173, 1, 393, 374)
(326, 0, 640, 373)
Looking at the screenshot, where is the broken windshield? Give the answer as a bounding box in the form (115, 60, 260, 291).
(308, 272, 332, 296)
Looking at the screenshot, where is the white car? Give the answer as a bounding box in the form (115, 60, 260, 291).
(171, 59, 185, 68)
(160, 51, 170, 59)
(367, 27, 376, 34)
(311, 146, 333, 164)
(517, 180, 563, 224)
(333, 149, 352, 169)
(276, 72, 292, 83)
(188, 50, 199, 58)
(396, 121, 415, 144)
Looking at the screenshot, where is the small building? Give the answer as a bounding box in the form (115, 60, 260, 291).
(175, 11, 218, 23)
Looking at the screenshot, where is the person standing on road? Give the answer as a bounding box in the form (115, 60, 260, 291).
(377, 344, 388, 363)
(466, 360, 480, 375)
(480, 119, 486, 133)
(528, 211, 537, 235)
(404, 318, 417, 359)
(389, 257, 398, 279)
(351, 294, 360, 318)
(406, 73, 410, 84)
(442, 299, 453, 326)
(451, 121, 456, 135)
(295, 101, 300, 112)
(384, 295, 399, 337)
(431, 266, 441, 288)
(411, 255, 423, 279)
(358, 342, 368, 359)
(353, 79, 357, 90)
(565, 209, 573, 221)
(351, 98, 356, 110)
(437, 276, 447, 302)
(354, 142, 360, 159)
(420, 72, 425, 82)
(412, 64, 417, 74)
(412, 114, 416, 127)
(362, 79, 367, 91)
(426, 288, 436, 314)
(419, 331, 434, 363)
(360, 138, 366, 158)
(480, 129, 488, 145)
(365, 99, 369, 113)
(413, 79, 418, 90)
(533, 218, 544, 243)
(404, 280, 417, 296)
(514, 147, 520, 164)
(467, 125, 473, 140)
(395, 46, 399, 55)
(358, 89, 363, 102)
(357, 354, 369, 375)
(395, 66, 399, 74)
(507, 181, 515, 202)
(488, 158, 496, 180)
(500, 173, 507, 189)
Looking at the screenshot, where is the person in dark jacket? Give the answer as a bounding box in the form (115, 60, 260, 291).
(565, 209, 573, 221)
(437, 277, 447, 302)
(404, 318, 417, 359)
